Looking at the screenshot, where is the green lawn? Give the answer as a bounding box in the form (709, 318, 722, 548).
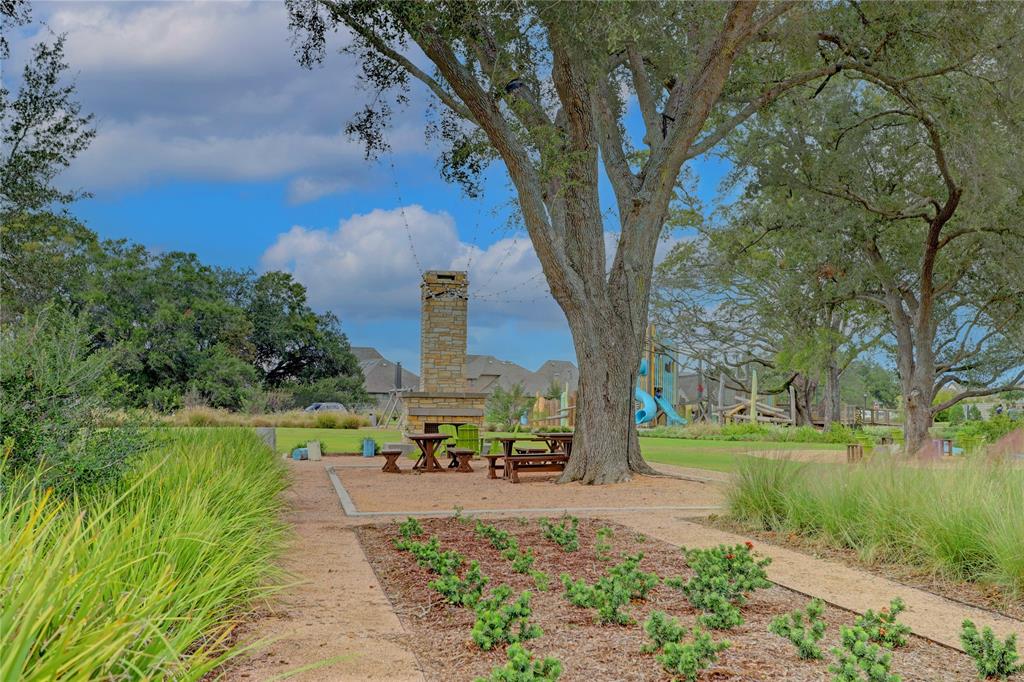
(275, 427, 842, 473)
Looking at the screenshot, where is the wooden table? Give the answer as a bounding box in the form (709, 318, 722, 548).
(537, 432, 574, 457)
(494, 436, 547, 458)
(406, 433, 450, 472)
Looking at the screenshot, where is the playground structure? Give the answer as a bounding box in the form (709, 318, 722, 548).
(635, 325, 686, 427)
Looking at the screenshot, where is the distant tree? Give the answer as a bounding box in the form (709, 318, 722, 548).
(840, 360, 900, 410)
(722, 3, 1024, 452)
(542, 379, 563, 402)
(1, 27, 95, 213)
(486, 383, 536, 430)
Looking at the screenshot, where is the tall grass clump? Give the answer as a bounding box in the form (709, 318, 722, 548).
(728, 456, 1024, 596)
(0, 428, 288, 680)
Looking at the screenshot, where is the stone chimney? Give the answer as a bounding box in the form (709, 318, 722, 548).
(419, 270, 469, 393)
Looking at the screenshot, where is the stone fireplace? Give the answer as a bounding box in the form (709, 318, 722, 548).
(402, 271, 486, 436)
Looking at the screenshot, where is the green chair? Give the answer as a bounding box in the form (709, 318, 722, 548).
(437, 424, 459, 450)
(456, 423, 480, 454)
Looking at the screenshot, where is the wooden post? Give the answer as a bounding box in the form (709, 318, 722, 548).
(789, 385, 797, 426)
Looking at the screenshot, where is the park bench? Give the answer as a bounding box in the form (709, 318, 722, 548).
(505, 453, 569, 483)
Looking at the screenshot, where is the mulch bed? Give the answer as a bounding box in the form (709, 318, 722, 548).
(701, 515, 1024, 623)
(356, 517, 977, 681)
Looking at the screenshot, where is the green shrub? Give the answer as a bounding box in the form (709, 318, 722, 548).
(655, 627, 731, 682)
(476, 520, 518, 551)
(642, 610, 686, 653)
(530, 570, 550, 591)
(727, 456, 1024, 594)
(0, 428, 287, 680)
(397, 517, 424, 539)
(471, 587, 542, 650)
(539, 515, 579, 552)
(340, 414, 365, 429)
(474, 643, 561, 682)
(394, 536, 465, 575)
(960, 620, 1022, 680)
(666, 543, 771, 630)
(0, 307, 149, 494)
(829, 626, 901, 682)
(855, 598, 910, 648)
(769, 598, 827, 659)
(607, 553, 659, 599)
(429, 560, 489, 607)
(505, 546, 536, 574)
(595, 526, 614, 561)
(559, 566, 637, 626)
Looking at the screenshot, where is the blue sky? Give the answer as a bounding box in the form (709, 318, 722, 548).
(12, 1, 730, 373)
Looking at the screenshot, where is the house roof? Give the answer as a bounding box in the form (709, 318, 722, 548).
(351, 346, 384, 362)
(359, 357, 420, 394)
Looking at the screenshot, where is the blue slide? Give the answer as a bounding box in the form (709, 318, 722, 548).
(635, 387, 658, 425)
(654, 394, 686, 426)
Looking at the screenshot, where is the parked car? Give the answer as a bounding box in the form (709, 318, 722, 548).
(303, 402, 347, 412)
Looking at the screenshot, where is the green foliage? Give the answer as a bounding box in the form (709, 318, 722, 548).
(607, 553, 660, 599)
(595, 526, 614, 561)
(667, 543, 771, 630)
(476, 520, 518, 551)
(505, 546, 536, 574)
(474, 643, 562, 682)
(429, 560, 489, 607)
(829, 626, 901, 682)
(960, 620, 1022, 680)
(841, 361, 901, 410)
(397, 517, 424, 539)
(727, 456, 1024, 594)
(486, 383, 536, 429)
(855, 599, 910, 649)
(0, 307, 149, 494)
(539, 516, 579, 552)
(471, 587, 542, 651)
(559, 556, 657, 626)
(952, 416, 1021, 445)
(642, 610, 686, 653)
(0, 428, 288, 680)
(769, 598, 827, 659)
(394, 536, 465, 575)
(643, 422, 878, 445)
(655, 627, 731, 682)
(530, 570, 550, 592)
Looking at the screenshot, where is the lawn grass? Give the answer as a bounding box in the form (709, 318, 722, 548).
(0, 428, 288, 680)
(275, 427, 842, 473)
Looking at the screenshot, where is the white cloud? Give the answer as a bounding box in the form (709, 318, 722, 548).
(12, 1, 430, 199)
(261, 205, 565, 328)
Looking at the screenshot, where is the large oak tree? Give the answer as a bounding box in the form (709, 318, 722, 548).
(287, 0, 987, 481)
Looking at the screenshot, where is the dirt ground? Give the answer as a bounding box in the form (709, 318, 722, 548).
(333, 459, 726, 513)
(358, 517, 978, 681)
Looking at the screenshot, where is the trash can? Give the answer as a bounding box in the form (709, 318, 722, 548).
(361, 438, 376, 457)
(291, 447, 308, 461)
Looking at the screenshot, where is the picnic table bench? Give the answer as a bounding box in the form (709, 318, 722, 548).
(505, 452, 569, 483)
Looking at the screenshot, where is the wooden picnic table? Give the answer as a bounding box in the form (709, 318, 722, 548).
(493, 436, 548, 458)
(536, 432, 574, 457)
(406, 432, 450, 472)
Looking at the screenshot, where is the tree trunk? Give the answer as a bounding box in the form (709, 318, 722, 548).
(791, 373, 818, 426)
(902, 380, 933, 455)
(823, 362, 841, 430)
(558, 300, 659, 484)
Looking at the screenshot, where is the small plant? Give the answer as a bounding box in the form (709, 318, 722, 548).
(642, 610, 685, 653)
(429, 560, 489, 607)
(476, 520, 518, 551)
(453, 505, 473, 524)
(474, 643, 562, 682)
(607, 553, 659, 599)
(530, 570, 550, 592)
(656, 626, 731, 682)
(394, 536, 465, 575)
(471, 587, 543, 650)
(397, 517, 424, 539)
(668, 543, 770, 630)
(505, 546, 536, 574)
(559, 573, 632, 625)
(595, 526, 614, 561)
(539, 516, 579, 552)
(769, 598, 827, 659)
(829, 625, 901, 682)
(855, 598, 910, 648)
(960, 619, 1022, 680)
